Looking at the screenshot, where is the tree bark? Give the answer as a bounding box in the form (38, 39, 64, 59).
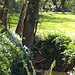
(15, 0, 29, 36)
(61, 0, 66, 10)
(22, 0, 39, 46)
(52, 0, 58, 10)
(0, 0, 8, 30)
(3, 0, 9, 30)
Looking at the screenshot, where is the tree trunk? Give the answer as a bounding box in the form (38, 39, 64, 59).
(22, 18, 35, 46)
(52, 0, 58, 11)
(22, 0, 39, 46)
(61, 0, 66, 10)
(13, 0, 16, 8)
(0, 0, 8, 30)
(3, 0, 9, 30)
(15, 0, 29, 36)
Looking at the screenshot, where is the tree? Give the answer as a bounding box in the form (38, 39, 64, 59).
(61, 0, 66, 10)
(0, 0, 9, 30)
(15, 0, 29, 36)
(22, 0, 39, 46)
(3, 0, 9, 30)
(52, 0, 62, 11)
(42, 0, 49, 9)
(15, 0, 39, 46)
(52, 0, 73, 11)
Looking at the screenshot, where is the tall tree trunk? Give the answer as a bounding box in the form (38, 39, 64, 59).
(52, 0, 58, 10)
(22, 0, 39, 46)
(15, 0, 29, 36)
(0, 0, 8, 30)
(61, 0, 66, 10)
(3, 0, 9, 30)
(13, 0, 16, 8)
(0, 3, 3, 26)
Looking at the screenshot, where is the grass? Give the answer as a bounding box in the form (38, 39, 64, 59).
(8, 12, 75, 36)
(8, 14, 19, 30)
(37, 12, 75, 36)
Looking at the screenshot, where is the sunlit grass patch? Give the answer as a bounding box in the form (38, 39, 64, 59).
(8, 12, 75, 37)
(38, 12, 75, 36)
(8, 14, 19, 29)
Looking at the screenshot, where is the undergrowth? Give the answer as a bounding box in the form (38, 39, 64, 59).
(0, 29, 32, 75)
(34, 30, 75, 71)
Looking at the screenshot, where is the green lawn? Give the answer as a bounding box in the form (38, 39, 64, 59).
(8, 14, 19, 30)
(8, 12, 75, 36)
(37, 12, 75, 36)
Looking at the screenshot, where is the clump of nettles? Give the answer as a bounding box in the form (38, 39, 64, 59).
(0, 30, 32, 75)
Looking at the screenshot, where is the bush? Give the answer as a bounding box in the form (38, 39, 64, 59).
(35, 31, 71, 60)
(62, 43, 75, 65)
(0, 30, 32, 75)
(34, 30, 75, 71)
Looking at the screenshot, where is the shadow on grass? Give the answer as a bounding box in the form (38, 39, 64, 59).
(39, 14, 75, 23)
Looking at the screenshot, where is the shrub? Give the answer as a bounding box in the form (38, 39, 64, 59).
(62, 43, 75, 66)
(35, 31, 71, 60)
(0, 30, 32, 75)
(34, 30, 74, 70)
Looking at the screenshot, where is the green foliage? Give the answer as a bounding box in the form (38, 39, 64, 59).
(22, 60, 30, 75)
(35, 30, 71, 61)
(29, 61, 36, 75)
(0, 29, 32, 75)
(0, 52, 10, 75)
(62, 43, 75, 65)
(34, 30, 75, 70)
(64, 0, 73, 12)
(23, 60, 56, 75)
(9, 0, 22, 13)
(49, 60, 56, 75)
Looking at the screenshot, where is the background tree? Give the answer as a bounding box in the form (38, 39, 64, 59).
(61, 0, 66, 10)
(22, 0, 39, 46)
(15, 0, 29, 36)
(52, 0, 73, 11)
(3, 0, 9, 30)
(0, 0, 9, 30)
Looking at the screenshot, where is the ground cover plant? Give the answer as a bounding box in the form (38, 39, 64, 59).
(0, 28, 32, 75)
